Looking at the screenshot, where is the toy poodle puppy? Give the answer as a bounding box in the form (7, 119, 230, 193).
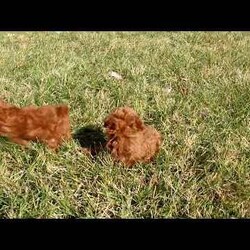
(0, 100, 71, 150)
(104, 106, 162, 167)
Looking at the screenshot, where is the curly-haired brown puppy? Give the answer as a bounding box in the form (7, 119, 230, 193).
(104, 107, 162, 167)
(0, 101, 71, 150)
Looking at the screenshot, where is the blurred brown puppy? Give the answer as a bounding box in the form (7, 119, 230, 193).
(0, 100, 71, 150)
(104, 107, 161, 167)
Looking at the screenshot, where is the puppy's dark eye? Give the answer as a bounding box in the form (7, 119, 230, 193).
(106, 123, 115, 130)
(104, 120, 116, 130)
(110, 123, 116, 130)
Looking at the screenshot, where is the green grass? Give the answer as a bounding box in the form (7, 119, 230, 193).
(0, 31, 249, 218)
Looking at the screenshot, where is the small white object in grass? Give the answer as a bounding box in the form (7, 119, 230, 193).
(109, 71, 123, 80)
(164, 85, 172, 94)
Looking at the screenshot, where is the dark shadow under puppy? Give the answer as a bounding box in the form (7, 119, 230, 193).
(73, 125, 107, 156)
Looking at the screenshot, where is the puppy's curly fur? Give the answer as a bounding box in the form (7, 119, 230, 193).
(0, 100, 71, 150)
(104, 107, 162, 167)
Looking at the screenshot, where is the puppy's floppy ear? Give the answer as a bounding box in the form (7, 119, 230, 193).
(133, 116, 144, 130)
(56, 105, 69, 116)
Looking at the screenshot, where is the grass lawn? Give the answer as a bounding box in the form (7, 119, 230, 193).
(0, 32, 249, 218)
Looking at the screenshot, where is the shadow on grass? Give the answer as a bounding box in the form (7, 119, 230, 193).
(73, 125, 107, 156)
